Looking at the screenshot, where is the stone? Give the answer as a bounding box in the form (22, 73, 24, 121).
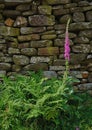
(14, 16, 27, 27)
(0, 39, 6, 44)
(0, 4, 5, 9)
(3, 10, 21, 18)
(70, 54, 86, 64)
(70, 7, 83, 13)
(38, 47, 59, 55)
(30, 40, 53, 48)
(53, 59, 65, 66)
(78, 1, 89, 6)
(41, 34, 56, 40)
(0, 71, 6, 77)
(29, 15, 55, 26)
(53, 7, 69, 16)
(64, 3, 77, 8)
(0, 44, 6, 50)
(20, 27, 46, 34)
(58, 33, 77, 39)
(12, 64, 21, 72)
(82, 71, 89, 79)
(78, 83, 92, 91)
(59, 14, 72, 23)
(54, 39, 73, 46)
(73, 12, 85, 22)
(23, 63, 48, 71)
(16, 4, 30, 11)
(54, 24, 66, 30)
(86, 11, 92, 21)
(18, 34, 40, 42)
(1, 56, 12, 62)
(72, 44, 90, 53)
(38, 5, 52, 15)
(0, 63, 11, 71)
(21, 48, 37, 56)
(0, 13, 3, 20)
(88, 73, 92, 82)
(18, 42, 29, 49)
(2, 0, 33, 3)
(50, 66, 65, 71)
(30, 56, 51, 63)
(74, 37, 89, 44)
(83, 6, 92, 12)
(13, 55, 29, 65)
(79, 30, 92, 39)
(45, 0, 70, 5)
(70, 71, 83, 79)
(8, 48, 20, 54)
(8, 42, 18, 48)
(70, 22, 92, 31)
(5, 18, 14, 27)
(43, 71, 57, 78)
(0, 26, 19, 36)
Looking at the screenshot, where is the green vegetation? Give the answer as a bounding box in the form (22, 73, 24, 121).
(0, 72, 92, 130)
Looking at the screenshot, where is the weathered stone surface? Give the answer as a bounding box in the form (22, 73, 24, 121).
(5, 18, 14, 27)
(70, 71, 83, 79)
(73, 12, 85, 22)
(20, 27, 46, 34)
(0, 26, 19, 36)
(54, 39, 73, 46)
(72, 44, 90, 53)
(53, 7, 69, 15)
(74, 37, 89, 44)
(79, 30, 92, 39)
(2, 0, 33, 3)
(30, 56, 51, 63)
(0, 13, 3, 20)
(13, 55, 29, 65)
(16, 4, 30, 11)
(30, 40, 53, 48)
(0, 4, 5, 9)
(78, 1, 89, 7)
(41, 34, 56, 40)
(54, 24, 66, 30)
(59, 14, 72, 23)
(18, 42, 29, 49)
(29, 15, 55, 26)
(45, 0, 70, 5)
(64, 3, 77, 8)
(23, 63, 48, 71)
(18, 34, 40, 42)
(70, 54, 86, 64)
(43, 71, 57, 78)
(0, 39, 6, 44)
(14, 16, 27, 27)
(12, 64, 21, 72)
(0, 63, 11, 71)
(70, 7, 83, 13)
(0, 70, 6, 77)
(38, 47, 59, 55)
(86, 11, 92, 22)
(78, 83, 92, 91)
(3, 10, 21, 17)
(53, 59, 65, 66)
(88, 73, 92, 82)
(1, 56, 12, 62)
(58, 33, 77, 39)
(21, 48, 37, 56)
(8, 42, 18, 48)
(8, 48, 20, 54)
(50, 66, 65, 71)
(0, 44, 6, 50)
(70, 22, 92, 31)
(38, 5, 52, 15)
(83, 6, 92, 12)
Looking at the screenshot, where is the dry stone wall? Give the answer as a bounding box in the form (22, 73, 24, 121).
(0, 0, 92, 91)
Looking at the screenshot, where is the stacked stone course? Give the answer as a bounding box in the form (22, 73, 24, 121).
(0, 0, 92, 92)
